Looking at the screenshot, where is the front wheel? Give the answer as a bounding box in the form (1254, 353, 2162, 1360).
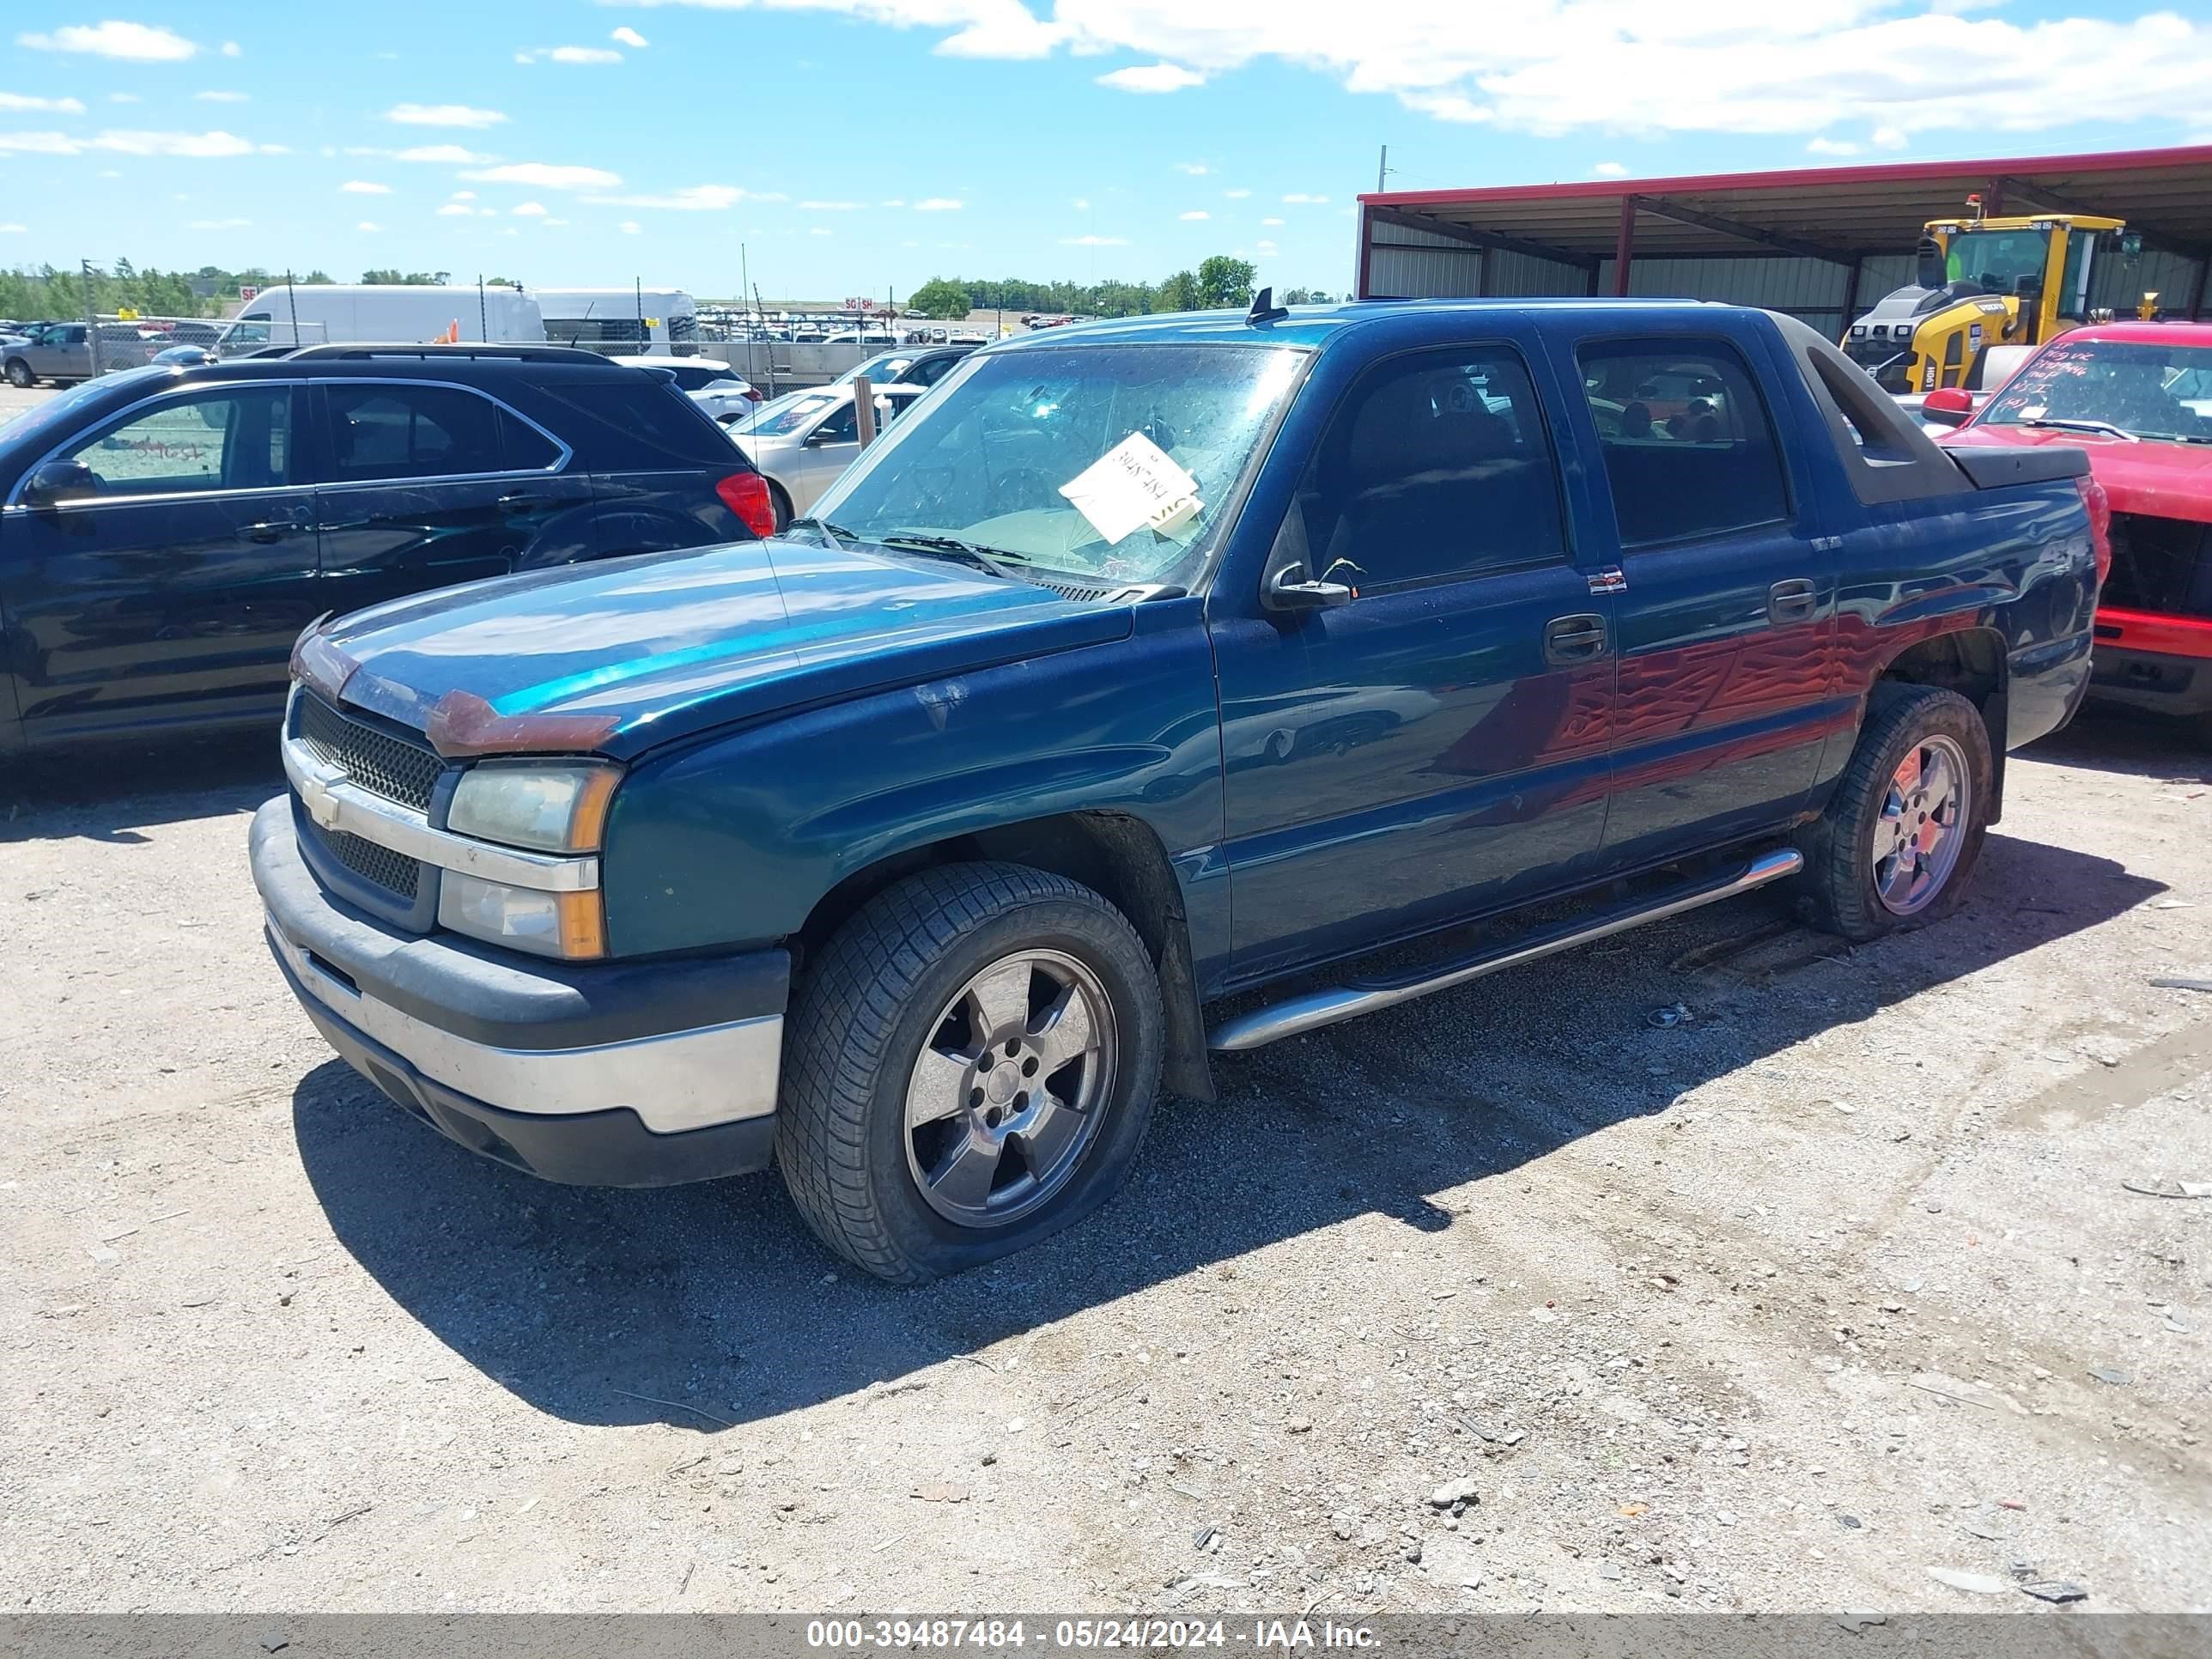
(775, 862, 1164, 1282)
(3, 359, 33, 389)
(1799, 684, 1992, 942)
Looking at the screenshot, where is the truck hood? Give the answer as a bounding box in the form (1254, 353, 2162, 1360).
(1946, 424, 2212, 525)
(310, 537, 1130, 761)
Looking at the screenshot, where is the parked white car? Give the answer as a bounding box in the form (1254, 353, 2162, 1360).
(726, 381, 927, 528)
(609, 355, 760, 422)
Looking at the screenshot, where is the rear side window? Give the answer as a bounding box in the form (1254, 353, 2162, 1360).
(909, 355, 960, 386)
(325, 384, 505, 481)
(1577, 340, 1790, 545)
(1290, 343, 1568, 590)
(495, 406, 560, 470)
(534, 380, 735, 468)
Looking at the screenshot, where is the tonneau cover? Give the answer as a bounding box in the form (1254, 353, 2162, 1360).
(1948, 443, 2091, 489)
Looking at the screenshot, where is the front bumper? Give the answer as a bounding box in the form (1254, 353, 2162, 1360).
(252, 797, 789, 1187)
(2090, 608, 2212, 720)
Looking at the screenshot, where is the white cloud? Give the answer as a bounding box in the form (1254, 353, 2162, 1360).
(221, 40, 240, 58)
(1071, 196, 1090, 210)
(434, 203, 473, 216)
(913, 197, 963, 210)
(618, 220, 641, 234)
(584, 183, 751, 210)
(1806, 136, 1861, 155)
(3, 126, 274, 156)
(611, 27, 649, 48)
(356, 220, 382, 231)
(386, 102, 507, 129)
(808, 226, 833, 236)
(1097, 63, 1204, 94)
(516, 46, 624, 64)
(195, 89, 247, 103)
(1261, 216, 1284, 226)
(1061, 233, 1127, 245)
(388, 143, 495, 164)
(1873, 124, 1909, 149)
(509, 200, 548, 216)
(1590, 160, 1628, 177)
(1223, 187, 1250, 198)
(18, 21, 196, 61)
(0, 92, 86, 112)
(449, 189, 476, 200)
(185, 216, 249, 229)
(1173, 161, 1209, 175)
(1256, 239, 1278, 255)
(1178, 210, 1209, 221)
(340, 179, 391, 194)
(799, 198, 865, 210)
(466, 161, 623, 190)
(625, 3, 2212, 145)
(1281, 192, 1328, 204)
(0, 222, 27, 232)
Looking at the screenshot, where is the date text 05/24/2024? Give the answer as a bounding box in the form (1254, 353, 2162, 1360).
(804, 1620, 1382, 1650)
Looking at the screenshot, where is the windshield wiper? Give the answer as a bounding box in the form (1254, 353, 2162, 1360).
(875, 532, 1043, 574)
(2021, 417, 2141, 442)
(786, 515, 860, 546)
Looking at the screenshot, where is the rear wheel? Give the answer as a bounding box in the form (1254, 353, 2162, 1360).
(775, 862, 1163, 1283)
(766, 479, 793, 533)
(3, 358, 33, 389)
(1799, 684, 1991, 941)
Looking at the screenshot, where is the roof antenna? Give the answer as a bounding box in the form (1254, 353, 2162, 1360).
(1247, 285, 1290, 326)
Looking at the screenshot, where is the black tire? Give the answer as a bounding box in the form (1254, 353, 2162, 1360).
(767, 479, 793, 533)
(3, 358, 33, 389)
(1799, 684, 1992, 942)
(775, 861, 1164, 1283)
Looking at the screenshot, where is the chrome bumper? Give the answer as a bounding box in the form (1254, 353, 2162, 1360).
(267, 921, 782, 1133)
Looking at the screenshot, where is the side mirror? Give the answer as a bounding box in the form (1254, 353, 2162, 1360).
(1264, 562, 1353, 612)
(20, 459, 97, 507)
(1921, 387, 1974, 427)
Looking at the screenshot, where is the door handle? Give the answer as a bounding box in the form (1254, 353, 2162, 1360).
(497, 489, 553, 510)
(243, 515, 307, 543)
(1768, 578, 1818, 624)
(1543, 612, 1608, 666)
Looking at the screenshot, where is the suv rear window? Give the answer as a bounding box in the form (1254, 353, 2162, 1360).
(1577, 340, 1790, 545)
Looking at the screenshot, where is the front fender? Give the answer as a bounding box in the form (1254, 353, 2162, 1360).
(599, 599, 1228, 966)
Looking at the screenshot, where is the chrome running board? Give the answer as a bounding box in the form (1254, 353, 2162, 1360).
(1206, 847, 1804, 1053)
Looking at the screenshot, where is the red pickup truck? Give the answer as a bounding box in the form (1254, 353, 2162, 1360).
(1940, 322, 2212, 732)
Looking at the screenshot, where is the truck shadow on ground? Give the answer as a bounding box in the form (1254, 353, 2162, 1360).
(2021, 706, 2212, 782)
(0, 732, 278, 844)
(293, 826, 2163, 1434)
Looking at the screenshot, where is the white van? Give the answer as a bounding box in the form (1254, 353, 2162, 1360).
(537, 287, 699, 356)
(215, 284, 549, 351)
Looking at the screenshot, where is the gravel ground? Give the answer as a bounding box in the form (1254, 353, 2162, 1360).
(2, 709, 2209, 1616)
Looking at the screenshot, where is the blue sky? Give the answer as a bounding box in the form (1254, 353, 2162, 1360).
(3, 3, 2209, 301)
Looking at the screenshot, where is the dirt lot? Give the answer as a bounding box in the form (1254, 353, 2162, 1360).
(3, 710, 2209, 1616)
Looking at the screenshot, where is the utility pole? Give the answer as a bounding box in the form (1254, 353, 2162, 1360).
(1376, 144, 1393, 195)
(82, 259, 102, 377)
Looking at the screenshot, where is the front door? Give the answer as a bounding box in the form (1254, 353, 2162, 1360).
(312, 380, 591, 617)
(1571, 337, 1838, 865)
(1, 381, 319, 741)
(1211, 340, 1617, 985)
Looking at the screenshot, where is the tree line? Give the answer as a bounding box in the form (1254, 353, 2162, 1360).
(0, 262, 511, 321)
(905, 258, 1339, 320)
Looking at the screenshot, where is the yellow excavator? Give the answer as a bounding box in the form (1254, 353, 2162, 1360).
(1843, 197, 2142, 394)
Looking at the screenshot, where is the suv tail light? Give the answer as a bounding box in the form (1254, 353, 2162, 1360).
(715, 470, 777, 539)
(2077, 475, 2112, 586)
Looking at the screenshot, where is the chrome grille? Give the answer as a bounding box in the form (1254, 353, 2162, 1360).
(295, 692, 443, 812)
(318, 826, 422, 902)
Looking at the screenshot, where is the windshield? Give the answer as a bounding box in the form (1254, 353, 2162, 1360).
(811, 342, 1305, 586)
(0, 368, 166, 442)
(736, 392, 838, 437)
(836, 353, 915, 386)
(1942, 228, 2052, 298)
(1979, 339, 2212, 443)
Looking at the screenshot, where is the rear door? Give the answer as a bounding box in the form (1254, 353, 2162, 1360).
(1211, 335, 1618, 982)
(0, 380, 319, 741)
(310, 378, 593, 617)
(1568, 334, 1838, 866)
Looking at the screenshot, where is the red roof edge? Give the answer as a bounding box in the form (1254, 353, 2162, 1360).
(1358, 144, 2212, 210)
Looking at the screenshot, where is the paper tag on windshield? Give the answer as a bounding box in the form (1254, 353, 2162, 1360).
(1059, 431, 1202, 545)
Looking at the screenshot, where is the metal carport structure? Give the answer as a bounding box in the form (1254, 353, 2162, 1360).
(1354, 145, 2212, 337)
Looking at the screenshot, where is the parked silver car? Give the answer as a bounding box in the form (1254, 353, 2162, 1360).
(726, 381, 927, 528)
(607, 355, 761, 422)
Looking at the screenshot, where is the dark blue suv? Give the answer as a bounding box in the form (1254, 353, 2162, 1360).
(0, 345, 772, 754)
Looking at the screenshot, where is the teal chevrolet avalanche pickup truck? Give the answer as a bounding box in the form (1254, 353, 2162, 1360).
(252, 296, 2106, 1281)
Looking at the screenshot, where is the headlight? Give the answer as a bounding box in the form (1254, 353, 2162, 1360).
(447, 761, 620, 853)
(439, 872, 606, 960)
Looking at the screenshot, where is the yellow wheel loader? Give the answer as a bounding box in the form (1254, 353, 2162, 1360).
(1843, 199, 2141, 394)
